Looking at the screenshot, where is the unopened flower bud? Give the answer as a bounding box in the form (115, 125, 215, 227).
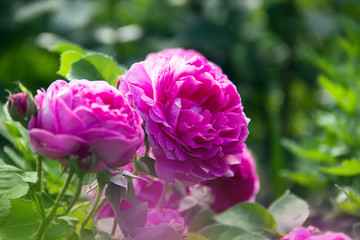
(7, 89, 37, 124)
(8, 93, 27, 119)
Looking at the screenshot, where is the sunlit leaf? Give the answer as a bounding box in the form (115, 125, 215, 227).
(282, 139, 336, 163)
(57, 50, 84, 78)
(269, 191, 309, 233)
(318, 74, 356, 114)
(0, 171, 29, 199)
(198, 224, 269, 240)
(67, 53, 122, 86)
(321, 159, 360, 176)
(214, 202, 276, 235)
(52, 42, 85, 54)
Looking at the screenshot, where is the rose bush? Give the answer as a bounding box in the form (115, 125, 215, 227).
(203, 147, 260, 213)
(29, 79, 144, 172)
(119, 48, 249, 184)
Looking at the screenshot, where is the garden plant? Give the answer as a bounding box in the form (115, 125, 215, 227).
(1, 1, 360, 240)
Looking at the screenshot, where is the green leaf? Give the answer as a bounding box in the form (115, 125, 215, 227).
(80, 229, 95, 240)
(0, 171, 29, 199)
(281, 170, 324, 189)
(336, 185, 360, 207)
(282, 139, 336, 163)
(52, 42, 85, 54)
(3, 146, 24, 169)
(57, 50, 84, 78)
(67, 53, 122, 86)
(95, 231, 113, 240)
(0, 199, 40, 240)
(44, 218, 76, 240)
(22, 171, 38, 183)
(68, 209, 95, 234)
(321, 159, 360, 176)
(268, 191, 309, 233)
(0, 194, 11, 227)
(185, 232, 209, 240)
(214, 202, 276, 235)
(198, 224, 269, 240)
(0, 163, 23, 173)
(189, 209, 216, 232)
(318, 74, 356, 114)
(134, 156, 157, 177)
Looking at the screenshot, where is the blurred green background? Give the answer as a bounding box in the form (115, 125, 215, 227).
(1, 0, 360, 206)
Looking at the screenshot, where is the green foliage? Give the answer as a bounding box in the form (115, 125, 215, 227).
(283, 21, 360, 222)
(195, 202, 277, 240)
(214, 203, 276, 235)
(1, 0, 360, 238)
(189, 209, 216, 233)
(66, 53, 123, 86)
(0, 199, 40, 240)
(199, 224, 268, 240)
(269, 191, 309, 233)
(0, 163, 29, 199)
(321, 160, 360, 176)
(0, 194, 11, 226)
(58, 51, 84, 78)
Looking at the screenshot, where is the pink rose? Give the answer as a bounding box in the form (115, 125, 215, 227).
(29, 80, 144, 172)
(203, 147, 260, 213)
(119, 48, 249, 184)
(146, 208, 186, 234)
(281, 227, 352, 240)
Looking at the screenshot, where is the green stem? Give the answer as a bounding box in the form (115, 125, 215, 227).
(36, 170, 74, 240)
(36, 156, 45, 219)
(37, 156, 43, 192)
(61, 174, 84, 216)
(80, 184, 105, 232)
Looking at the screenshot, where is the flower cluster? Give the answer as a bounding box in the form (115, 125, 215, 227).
(10, 47, 351, 240)
(13, 48, 259, 239)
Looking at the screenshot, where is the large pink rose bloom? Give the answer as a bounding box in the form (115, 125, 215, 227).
(119, 48, 249, 184)
(203, 147, 260, 213)
(281, 226, 352, 240)
(29, 80, 144, 172)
